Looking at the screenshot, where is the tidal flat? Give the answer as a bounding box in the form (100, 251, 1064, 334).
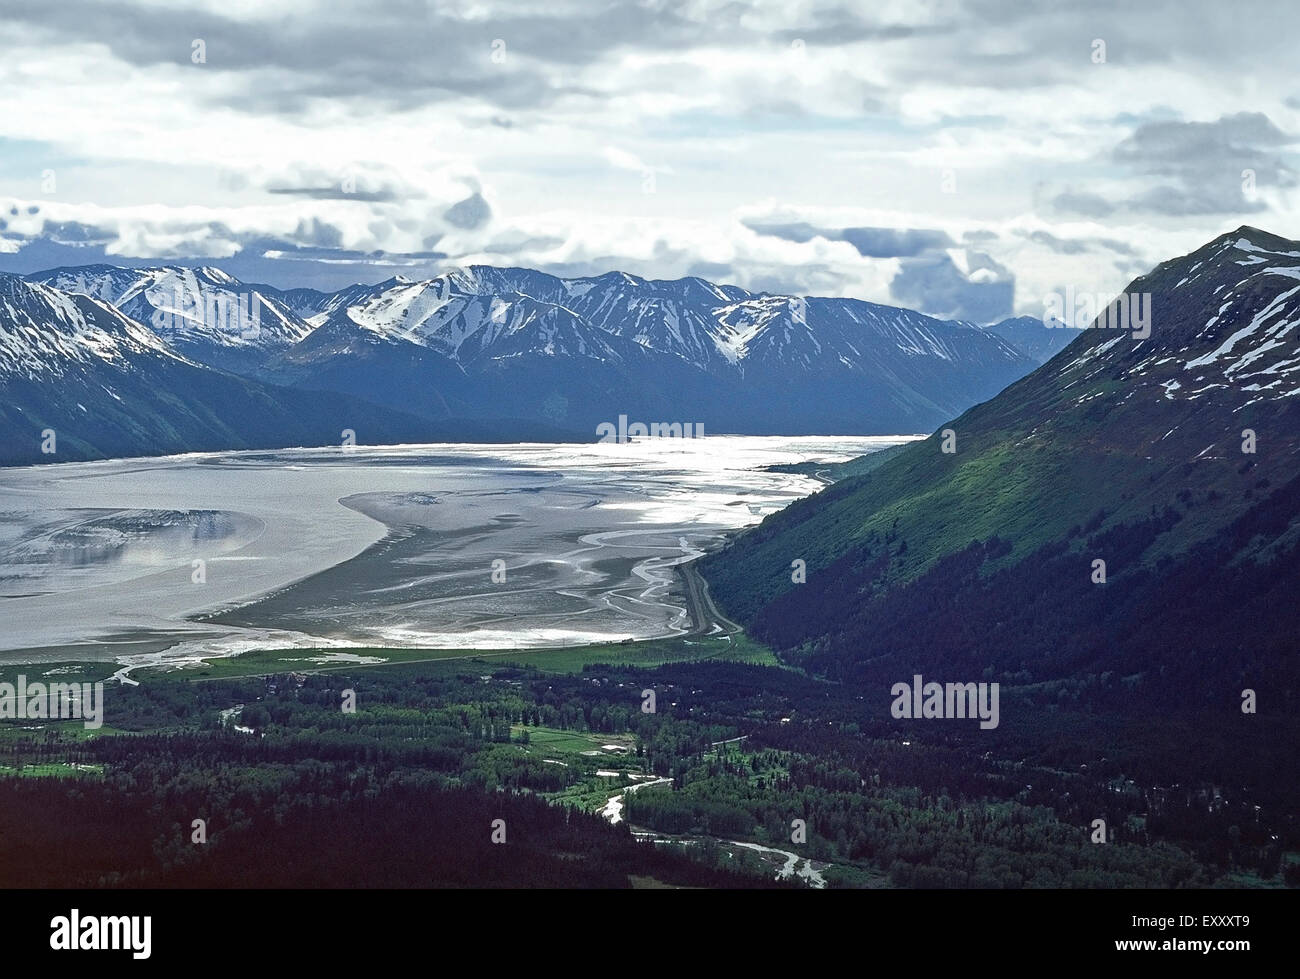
(0, 436, 914, 665)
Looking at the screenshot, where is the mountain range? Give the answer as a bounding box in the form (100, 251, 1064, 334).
(1, 262, 1081, 463)
(0, 273, 568, 466)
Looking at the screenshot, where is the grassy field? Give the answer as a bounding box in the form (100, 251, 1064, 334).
(0, 661, 119, 686)
(0, 721, 125, 743)
(0, 662, 124, 750)
(139, 632, 781, 683)
(0, 761, 105, 777)
(514, 724, 639, 758)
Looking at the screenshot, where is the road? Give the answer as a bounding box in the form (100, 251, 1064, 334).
(678, 558, 743, 639)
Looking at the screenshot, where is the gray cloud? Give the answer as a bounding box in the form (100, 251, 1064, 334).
(1114, 113, 1290, 172)
(889, 251, 1014, 324)
(8, 0, 1193, 121)
(838, 227, 955, 258)
(743, 215, 1013, 320)
(268, 186, 400, 203)
(685, 260, 739, 282)
(1017, 229, 1137, 257)
(0, 213, 116, 245)
(1051, 191, 1116, 218)
(443, 192, 493, 230)
(263, 164, 434, 203)
(3, 0, 1296, 306)
(484, 232, 566, 255)
(739, 220, 825, 244)
(0, 0, 649, 114)
(1129, 184, 1266, 216)
(0, 0, 901, 116)
(0, 207, 460, 290)
(1022, 230, 1088, 254)
(1052, 113, 1297, 218)
(769, 7, 960, 49)
(1114, 112, 1295, 215)
(743, 218, 954, 257)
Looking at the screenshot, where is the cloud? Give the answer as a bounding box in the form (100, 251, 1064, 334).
(0, 1, 1295, 309)
(602, 147, 651, 172)
(0, 177, 484, 267)
(741, 212, 1011, 320)
(1015, 229, 1136, 257)
(742, 217, 954, 257)
(0, 195, 898, 298)
(838, 227, 955, 258)
(443, 192, 493, 230)
(1114, 113, 1296, 215)
(1049, 113, 1297, 219)
(0, 0, 646, 115)
(1129, 184, 1266, 216)
(259, 162, 453, 203)
(1114, 112, 1291, 171)
(1051, 191, 1116, 218)
(888, 249, 1015, 324)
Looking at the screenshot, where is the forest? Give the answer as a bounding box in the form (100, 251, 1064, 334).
(1, 649, 1293, 888)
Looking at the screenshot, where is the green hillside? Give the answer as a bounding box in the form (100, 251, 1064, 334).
(701, 227, 1300, 716)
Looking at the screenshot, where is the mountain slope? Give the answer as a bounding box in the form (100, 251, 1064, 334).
(0, 275, 473, 465)
(700, 226, 1300, 709)
(28, 265, 314, 373)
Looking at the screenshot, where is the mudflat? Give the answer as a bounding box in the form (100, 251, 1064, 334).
(0, 436, 910, 663)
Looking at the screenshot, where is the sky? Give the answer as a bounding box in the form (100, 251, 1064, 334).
(0, 0, 1296, 321)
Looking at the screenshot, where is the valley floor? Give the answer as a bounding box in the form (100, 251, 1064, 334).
(1, 629, 1293, 889)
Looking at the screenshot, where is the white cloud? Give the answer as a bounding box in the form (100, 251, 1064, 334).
(0, 0, 1295, 301)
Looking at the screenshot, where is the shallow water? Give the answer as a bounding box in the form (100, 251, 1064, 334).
(0, 436, 914, 663)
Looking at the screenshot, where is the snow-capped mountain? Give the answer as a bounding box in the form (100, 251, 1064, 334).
(254, 265, 1037, 434)
(1036, 226, 1300, 438)
(1115, 228, 1300, 408)
(0, 274, 175, 381)
(0, 273, 467, 465)
(12, 228, 1295, 460)
(561, 271, 751, 374)
(21, 261, 1042, 434)
(28, 265, 313, 373)
(258, 278, 416, 323)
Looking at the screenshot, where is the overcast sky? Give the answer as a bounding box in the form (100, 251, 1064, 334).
(0, 0, 1296, 319)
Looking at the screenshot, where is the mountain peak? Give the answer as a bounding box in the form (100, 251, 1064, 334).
(1212, 225, 1297, 255)
(591, 269, 644, 286)
(1229, 223, 1279, 240)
